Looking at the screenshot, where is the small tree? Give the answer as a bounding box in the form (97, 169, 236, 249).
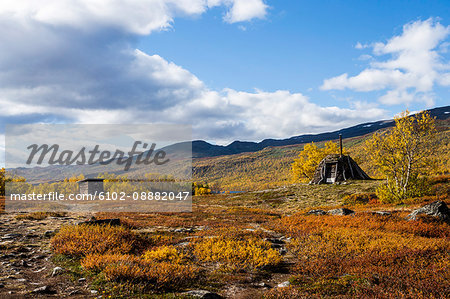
(192, 182, 211, 195)
(291, 141, 341, 182)
(365, 110, 437, 203)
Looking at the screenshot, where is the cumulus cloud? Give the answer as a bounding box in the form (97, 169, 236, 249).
(322, 19, 450, 106)
(0, 0, 268, 35)
(0, 0, 385, 159)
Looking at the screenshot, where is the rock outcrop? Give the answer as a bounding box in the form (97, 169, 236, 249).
(407, 201, 449, 222)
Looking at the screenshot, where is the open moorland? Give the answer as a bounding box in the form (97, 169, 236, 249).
(1, 111, 449, 298)
(0, 175, 449, 298)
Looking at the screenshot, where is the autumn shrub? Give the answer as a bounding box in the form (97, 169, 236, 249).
(268, 211, 450, 298)
(51, 225, 139, 256)
(82, 253, 198, 291)
(142, 246, 184, 264)
(82, 253, 139, 271)
(342, 192, 377, 205)
(193, 236, 281, 272)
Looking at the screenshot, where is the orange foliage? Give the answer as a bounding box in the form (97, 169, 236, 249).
(51, 225, 139, 256)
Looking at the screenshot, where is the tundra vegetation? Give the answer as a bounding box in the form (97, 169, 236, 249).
(1, 111, 449, 298)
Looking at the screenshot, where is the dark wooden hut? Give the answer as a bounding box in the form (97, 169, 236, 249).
(77, 178, 104, 195)
(310, 134, 371, 184)
(310, 154, 371, 184)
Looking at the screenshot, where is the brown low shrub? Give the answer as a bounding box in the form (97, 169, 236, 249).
(82, 253, 198, 291)
(51, 225, 139, 256)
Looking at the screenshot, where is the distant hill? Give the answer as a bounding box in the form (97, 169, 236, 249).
(168, 105, 449, 158)
(9, 105, 450, 187)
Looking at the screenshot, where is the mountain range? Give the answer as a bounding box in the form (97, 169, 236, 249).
(176, 105, 449, 158)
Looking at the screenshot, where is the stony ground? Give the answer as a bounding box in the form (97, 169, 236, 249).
(0, 213, 97, 298)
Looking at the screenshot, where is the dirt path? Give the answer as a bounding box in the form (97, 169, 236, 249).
(0, 213, 95, 298)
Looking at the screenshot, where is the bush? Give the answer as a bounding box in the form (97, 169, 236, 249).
(376, 176, 430, 203)
(51, 225, 138, 256)
(193, 237, 282, 272)
(82, 253, 198, 291)
(142, 246, 184, 264)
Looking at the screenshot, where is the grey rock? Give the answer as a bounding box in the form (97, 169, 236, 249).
(182, 290, 222, 298)
(69, 289, 83, 296)
(372, 211, 391, 216)
(407, 201, 449, 222)
(90, 290, 98, 294)
(2, 233, 22, 240)
(52, 266, 64, 276)
(328, 208, 354, 216)
(254, 282, 271, 288)
(174, 227, 194, 233)
(43, 230, 55, 238)
(265, 238, 284, 244)
(277, 281, 290, 288)
(32, 285, 56, 294)
(307, 209, 327, 215)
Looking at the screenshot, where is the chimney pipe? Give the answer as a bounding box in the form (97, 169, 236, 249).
(339, 134, 343, 157)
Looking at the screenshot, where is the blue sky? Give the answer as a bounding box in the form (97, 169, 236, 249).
(0, 0, 450, 165)
(138, 0, 450, 109)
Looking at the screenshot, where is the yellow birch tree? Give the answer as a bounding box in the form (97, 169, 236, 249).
(365, 110, 437, 203)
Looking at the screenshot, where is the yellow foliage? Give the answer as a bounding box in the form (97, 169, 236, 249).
(365, 110, 437, 202)
(291, 141, 343, 182)
(82, 253, 198, 290)
(193, 236, 281, 272)
(192, 182, 211, 195)
(142, 246, 184, 264)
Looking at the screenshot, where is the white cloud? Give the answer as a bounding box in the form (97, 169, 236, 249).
(223, 0, 268, 23)
(355, 42, 369, 49)
(0, 0, 268, 35)
(0, 0, 385, 157)
(322, 19, 450, 106)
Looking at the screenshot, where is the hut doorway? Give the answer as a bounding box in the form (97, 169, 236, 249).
(325, 163, 337, 183)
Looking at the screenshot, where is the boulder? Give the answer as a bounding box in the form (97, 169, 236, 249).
(371, 211, 391, 216)
(277, 281, 290, 288)
(181, 290, 222, 298)
(327, 208, 354, 216)
(32, 286, 56, 294)
(307, 209, 327, 215)
(407, 201, 449, 222)
(52, 267, 64, 276)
